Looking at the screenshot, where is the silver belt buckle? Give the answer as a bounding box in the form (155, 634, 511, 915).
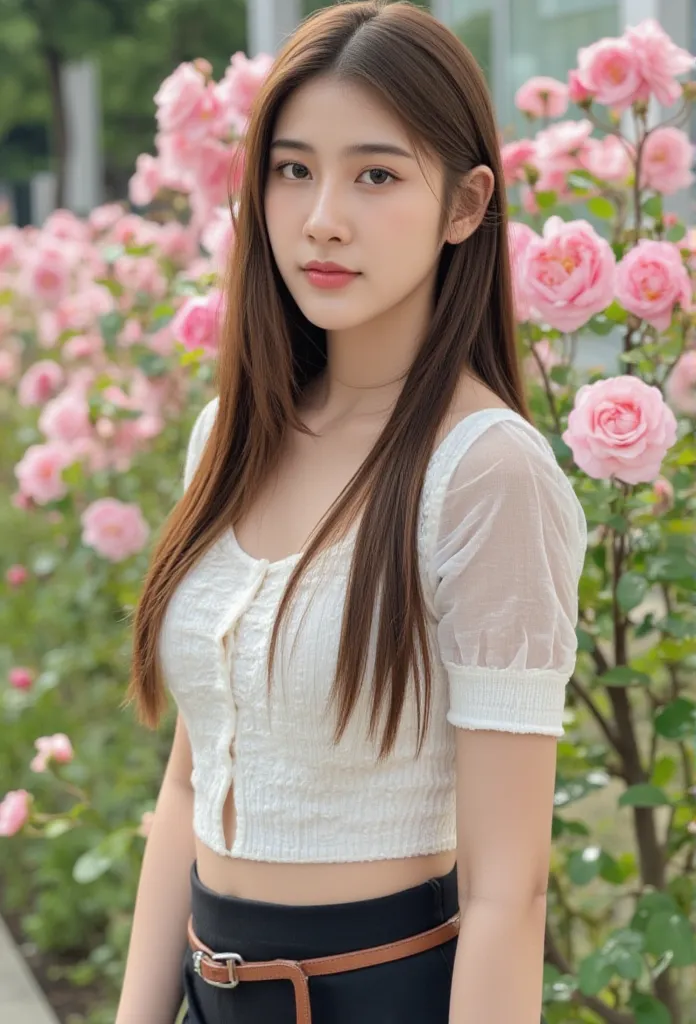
(192, 949, 244, 989)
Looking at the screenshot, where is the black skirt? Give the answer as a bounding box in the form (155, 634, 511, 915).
(182, 859, 545, 1024)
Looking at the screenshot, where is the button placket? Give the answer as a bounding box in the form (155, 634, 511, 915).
(212, 560, 270, 853)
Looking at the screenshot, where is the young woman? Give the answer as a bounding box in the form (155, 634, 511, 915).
(116, 2, 587, 1022)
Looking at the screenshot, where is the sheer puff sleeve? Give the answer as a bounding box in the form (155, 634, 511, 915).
(182, 396, 219, 492)
(431, 418, 587, 738)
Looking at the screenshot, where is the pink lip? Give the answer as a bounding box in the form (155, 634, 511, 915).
(303, 262, 360, 290)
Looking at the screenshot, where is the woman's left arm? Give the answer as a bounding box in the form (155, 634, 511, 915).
(449, 728, 557, 1024)
(428, 420, 588, 1024)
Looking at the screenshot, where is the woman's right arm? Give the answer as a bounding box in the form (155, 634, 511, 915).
(115, 713, 196, 1024)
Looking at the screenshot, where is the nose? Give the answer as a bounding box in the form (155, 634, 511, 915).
(302, 180, 351, 245)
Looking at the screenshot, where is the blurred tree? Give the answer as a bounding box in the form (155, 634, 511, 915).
(0, 0, 247, 204)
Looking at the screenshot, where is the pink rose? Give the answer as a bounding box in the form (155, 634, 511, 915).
(129, 154, 162, 207)
(216, 52, 274, 129)
(18, 360, 65, 407)
(113, 255, 167, 299)
(626, 19, 694, 108)
(533, 119, 594, 192)
(580, 136, 633, 183)
(63, 334, 104, 361)
(9, 667, 34, 691)
(652, 477, 674, 515)
(576, 38, 644, 110)
(157, 222, 198, 265)
(666, 349, 696, 415)
(154, 63, 209, 134)
(640, 127, 694, 195)
(80, 498, 150, 562)
(508, 221, 538, 323)
(30, 734, 74, 773)
(500, 140, 537, 187)
(43, 209, 90, 244)
(193, 139, 237, 208)
(0, 790, 32, 836)
(21, 245, 72, 304)
(6, 564, 29, 587)
(515, 76, 569, 119)
(38, 388, 92, 443)
(616, 240, 692, 331)
(0, 225, 22, 269)
(88, 203, 126, 235)
(171, 290, 224, 356)
(568, 70, 593, 105)
(524, 216, 616, 332)
(563, 375, 678, 484)
(14, 442, 73, 504)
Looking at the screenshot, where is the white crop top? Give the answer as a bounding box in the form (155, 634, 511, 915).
(159, 397, 587, 863)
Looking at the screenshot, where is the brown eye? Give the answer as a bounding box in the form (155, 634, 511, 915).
(279, 162, 310, 179)
(359, 168, 395, 186)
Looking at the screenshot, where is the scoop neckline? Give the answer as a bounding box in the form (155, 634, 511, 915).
(224, 405, 523, 571)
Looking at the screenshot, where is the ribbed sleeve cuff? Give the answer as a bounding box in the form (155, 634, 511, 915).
(445, 664, 569, 737)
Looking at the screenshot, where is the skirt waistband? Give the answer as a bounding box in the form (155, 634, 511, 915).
(189, 860, 459, 961)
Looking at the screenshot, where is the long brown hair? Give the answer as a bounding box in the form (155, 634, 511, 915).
(125, 0, 528, 758)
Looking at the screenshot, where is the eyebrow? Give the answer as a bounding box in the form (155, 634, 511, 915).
(270, 139, 414, 160)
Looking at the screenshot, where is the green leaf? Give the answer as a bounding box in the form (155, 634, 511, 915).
(587, 196, 615, 219)
(575, 627, 595, 653)
(535, 190, 557, 209)
(629, 992, 672, 1024)
(578, 951, 615, 995)
(645, 910, 696, 966)
(666, 223, 686, 243)
(73, 848, 113, 885)
(651, 756, 677, 788)
(643, 195, 663, 219)
(578, 930, 644, 995)
(99, 311, 124, 348)
(568, 845, 602, 885)
(44, 819, 73, 839)
(604, 300, 627, 323)
(619, 784, 671, 808)
(654, 698, 696, 740)
(616, 572, 649, 612)
(599, 666, 652, 687)
(548, 434, 572, 461)
(587, 316, 615, 335)
(599, 851, 633, 884)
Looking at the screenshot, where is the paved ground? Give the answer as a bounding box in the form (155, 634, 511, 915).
(0, 915, 59, 1024)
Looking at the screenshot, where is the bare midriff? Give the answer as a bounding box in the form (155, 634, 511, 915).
(194, 788, 456, 904)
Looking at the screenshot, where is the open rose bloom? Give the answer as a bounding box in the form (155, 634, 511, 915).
(562, 377, 678, 484)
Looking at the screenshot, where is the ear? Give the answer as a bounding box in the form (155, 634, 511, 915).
(445, 165, 496, 245)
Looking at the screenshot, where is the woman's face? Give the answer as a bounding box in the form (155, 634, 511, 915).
(264, 75, 447, 333)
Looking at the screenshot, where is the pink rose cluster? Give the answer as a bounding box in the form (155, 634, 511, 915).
(563, 376, 677, 484)
(0, 734, 76, 837)
(510, 221, 692, 335)
(13, 362, 181, 506)
(573, 18, 694, 111)
(129, 52, 273, 229)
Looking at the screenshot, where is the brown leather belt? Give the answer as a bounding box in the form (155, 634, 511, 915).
(187, 910, 460, 1024)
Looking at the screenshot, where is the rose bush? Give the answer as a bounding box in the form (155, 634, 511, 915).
(1, 16, 696, 1024)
